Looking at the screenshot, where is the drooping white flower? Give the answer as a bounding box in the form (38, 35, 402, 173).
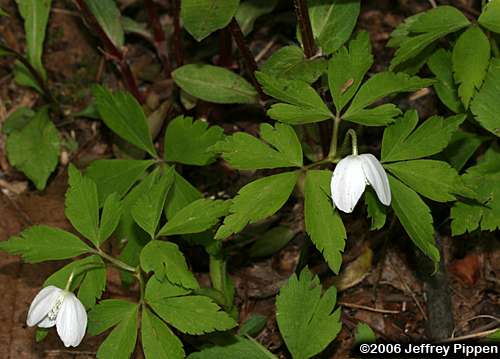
(331, 153, 391, 213)
(27, 285, 87, 347)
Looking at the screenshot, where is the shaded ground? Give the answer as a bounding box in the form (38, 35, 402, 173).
(0, 0, 499, 358)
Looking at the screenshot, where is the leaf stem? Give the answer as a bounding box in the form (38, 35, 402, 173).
(328, 115, 341, 159)
(93, 249, 137, 273)
(294, 0, 316, 58)
(346, 129, 358, 155)
(136, 270, 146, 304)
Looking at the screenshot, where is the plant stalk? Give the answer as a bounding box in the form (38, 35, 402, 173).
(144, 0, 172, 78)
(94, 249, 137, 273)
(328, 115, 341, 159)
(294, 0, 316, 58)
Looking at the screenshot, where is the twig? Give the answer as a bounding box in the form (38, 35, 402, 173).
(294, 0, 316, 58)
(73, 0, 145, 104)
(172, 0, 184, 67)
(440, 328, 500, 343)
(144, 0, 172, 78)
(227, 18, 265, 99)
(338, 301, 400, 314)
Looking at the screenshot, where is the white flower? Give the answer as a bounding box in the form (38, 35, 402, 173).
(27, 285, 87, 347)
(331, 153, 391, 213)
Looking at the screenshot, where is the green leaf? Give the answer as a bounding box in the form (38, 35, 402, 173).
(93, 85, 156, 156)
(15, 0, 52, 78)
(145, 275, 191, 302)
(140, 240, 199, 289)
(0, 225, 91, 263)
(181, 0, 239, 41)
(427, 49, 462, 113)
(328, 31, 373, 113)
(165, 170, 202, 220)
(239, 315, 267, 336)
(158, 199, 230, 236)
(355, 323, 376, 343)
(364, 190, 386, 230)
(444, 131, 483, 171)
(131, 167, 174, 238)
(84, 0, 124, 47)
(236, 0, 278, 36)
(388, 175, 439, 263)
(85, 159, 155, 205)
(249, 226, 296, 258)
(142, 308, 185, 359)
(388, 6, 469, 70)
(304, 170, 346, 274)
(452, 26, 490, 109)
(65, 164, 100, 246)
(96, 304, 138, 359)
(385, 160, 474, 202)
(215, 172, 299, 240)
(308, 0, 360, 55)
(2, 107, 35, 134)
(13, 61, 43, 92)
(164, 116, 224, 165)
(0, 7, 9, 16)
(343, 72, 433, 119)
(343, 104, 401, 127)
(260, 45, 326, 83)
(470, 58, 500, 137)
(210, 123, 303, 169)
(479, 0, 500, 34)
(78, 260, 107, 309)
(6, 107, 59, 190)
(44, 255, 103, 289)
(149, 295, 237, 334)
(256, 71, 332, 124)
(276, 268, 341, 359)
(381, 110, 465, 162)
(98, 193, 123, 244)
(88, 299, 138, 335)
(188, 336, 275, 359)
(173, 64, 258, 104)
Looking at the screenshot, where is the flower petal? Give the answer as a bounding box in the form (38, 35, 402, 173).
(331, 155, 366, 213)
(359, 153, 391, 206)
(56, 292, 87, 347)
(27, 286, 63, 327)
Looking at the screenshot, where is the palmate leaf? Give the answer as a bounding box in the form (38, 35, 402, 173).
(215, 172, 299, 240)
(98, 193, 123, 245)
(276, 268, 341, 359)
(142, 308, 185, 359)
(304, 170, 346, 274)
(188, 336, 275, 359)
(479, 0, 500, 34)
(145, 275, 191, 302)
(88, 300, 138, 335)
(452, 26, 490, 109)
(210, 123, 303, 169)
(427, 49, 462, 113)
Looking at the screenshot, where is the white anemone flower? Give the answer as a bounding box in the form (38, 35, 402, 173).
(26, 285, 87, 347)
(331, 153, 391, 213)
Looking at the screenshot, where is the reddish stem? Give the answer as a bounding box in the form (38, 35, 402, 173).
(172, 0, 184, 67)
(294, 0, 316, 58)
(144, 0, 172, 78)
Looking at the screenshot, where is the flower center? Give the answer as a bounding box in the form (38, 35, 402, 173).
(47, 292, 67, 321)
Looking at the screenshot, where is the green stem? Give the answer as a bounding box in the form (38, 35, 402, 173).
(93, 249, 137, 273)
(346, 129, 358, 155)
(136, 271, 146, 304)
(327, 115, 341, 159)
(64, 271, 75, 291)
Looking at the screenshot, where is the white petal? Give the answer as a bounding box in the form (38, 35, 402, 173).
(27, 286, 63, 327)
(56, 292, 87, 347)
(359, 153, 391, 206)
(331, 155, 366, 213)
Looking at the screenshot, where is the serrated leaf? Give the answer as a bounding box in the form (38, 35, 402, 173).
(149, 295, 237, 334)
(304, 170, 346, 274)
(78, 261, 106, 309)
(470, 58, 500, 137)
(165, 170, 203, 220)
(444, 131, 483, 171)
(173, 64, 258, 104)
(211, 123, 303, 169)
(308, 0, 360, 55)
(385, 160, 474, 202)
(93, 85, 156, 156)
(381, 110, 465, 162)
(88, 299, 137, 335)
(249, 226, 296, 258)
(140, 240, 199, 289)
(452, 26, 490, 109)
(158, 199, 230, 236)
(181, 0, 239, 41)
(96, 304, 138, 359)
(388, 175, 439, 263)
(0, 225, 91, 263)
(131, 167, 174, 238)
(65, 164, 100, 246)
(85, 159, 155, 205)
(188, 336, 275, 359)
(355, 323, 376, 343)
(328, 31, 373, 113)
(236, 0, 278, 36)
(364, 190, 386, 230)
(343, 104, 401, 126)
(84, 0, 124, 47)
(260, 45, 326, 83)
(276, 268, 341, 359)
(164, 116, 224, 165)
(6, 107, 59, 190)
(142, 308, 185, 359)
(427, 49, 462, 113)
(344, 72, 433, 119)
(15, 0, 52, 78)
(145, 275, 191, 302)
(215, 172, 299, 240)
(479, 0, 500, 34)
(256, 71, 332, 124)
(98, 193, 122, 244)
(389, 6, 469, 69)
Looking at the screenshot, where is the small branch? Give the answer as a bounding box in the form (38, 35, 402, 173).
(74, 0, 145, 104)
(172, 0, 184, 67)
(338, 301, 400, 314)
(144, 0, 172, 78)
(294, 0, 316, 58)
(227, 18, 265, 100)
